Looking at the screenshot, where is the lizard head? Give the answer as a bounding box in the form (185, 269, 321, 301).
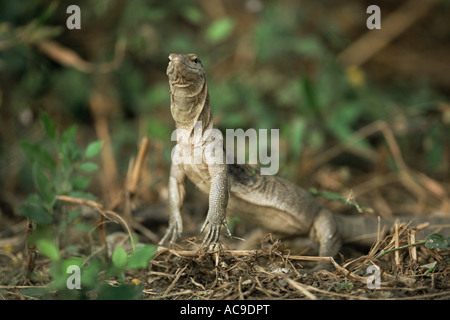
(167, 53, 206, 97)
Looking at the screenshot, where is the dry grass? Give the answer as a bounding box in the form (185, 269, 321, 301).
(1, 219, 449, 300)
(2, 191, 450, 301)
(140, 227, 450, 300)
(1, 134, 449, 300)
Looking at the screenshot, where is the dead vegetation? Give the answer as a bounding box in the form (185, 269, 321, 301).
(1, 129, 450, 300)
(1, 110, 450, 300)
(2, 223, 449, 300)
(142, 220, 450, 300)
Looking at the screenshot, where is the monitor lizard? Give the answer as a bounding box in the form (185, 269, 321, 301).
(160, 53, 449, 270)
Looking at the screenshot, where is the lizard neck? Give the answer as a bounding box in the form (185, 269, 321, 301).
(170, 81, 213, 134)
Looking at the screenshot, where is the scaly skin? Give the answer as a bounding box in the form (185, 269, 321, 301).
(160, 53, 450, 270)
(161, 53, 340, 259)
(161, 53, 231, 247)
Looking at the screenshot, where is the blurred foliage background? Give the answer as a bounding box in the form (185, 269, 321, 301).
(1, 0, 449, 219)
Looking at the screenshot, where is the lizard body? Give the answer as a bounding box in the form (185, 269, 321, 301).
(161, 53, 449, 270)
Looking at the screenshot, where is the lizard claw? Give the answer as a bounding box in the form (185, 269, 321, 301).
(200, 219, 232, 248)
(159, 221, 182, 248)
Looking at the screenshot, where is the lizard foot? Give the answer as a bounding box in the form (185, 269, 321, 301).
(200, 219, 232, 248)
(158, 222, 182, 248)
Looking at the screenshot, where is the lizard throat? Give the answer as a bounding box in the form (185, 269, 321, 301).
(170, 83, 212, 132)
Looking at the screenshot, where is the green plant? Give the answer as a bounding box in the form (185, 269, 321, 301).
(17, 111, 155, 299)
(309, 188, 373, 213)
(21, 240, 155, 299)
(110, 243, 155, 280)
(21, 238, 155, 299)
(19, 111, 103, 270)
(375, 233, 450, 259)
(337, 280, 354, 291)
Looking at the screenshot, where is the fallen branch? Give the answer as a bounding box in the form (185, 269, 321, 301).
(154, 246, 333, 263)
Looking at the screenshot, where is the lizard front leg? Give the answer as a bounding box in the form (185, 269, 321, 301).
(159, 163, 186, 247)
(200, 163, 232, 247)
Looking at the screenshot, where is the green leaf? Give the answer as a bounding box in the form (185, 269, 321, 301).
(112, 247, 128, 270)
(40, 110, 56, 140)
(147, 118, 171, 140)
(97, 283, 143, 300)
(420, 261, 437, 274)
(425, 233, 448, 249)
(71, 176, 91, 190)
(309, 188, 344, 202)
(62, 124, 77, 139)
(84, 140, 103, 158)
(72, 221, 93, 232)
(36, 239, 60, 261)
(205, 17, 235, 43)
(128, 246, 156, 269)
(68, 191, 96, 200)
(67, 209, 82, 223)
(425, 126, 443, 169)
(289, 118, 306, 160)
(337, 281, 353, 290)
(300, 76, 321, 119)
(32, 165, 54, 207)
(18, 200, 53, 224)
(60, 125, 81, 163)
(294, 36, 325, 58)
(77, 162, 99, 173)
(81, 260, 102, 289)
(182, 6, 203, 25)
(20, 141, 56, 170)
(19, 287, 48, 298)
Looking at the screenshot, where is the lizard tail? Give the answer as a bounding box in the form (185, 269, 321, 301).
(335, 214, 450, 248)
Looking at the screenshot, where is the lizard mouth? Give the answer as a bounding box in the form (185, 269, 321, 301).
(167, 66, 199, 87)
(166, 54, 206, 98)
(171, 82, 191, 88)
(167, 66, 196, 88)
(167, 56, 204, 88)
